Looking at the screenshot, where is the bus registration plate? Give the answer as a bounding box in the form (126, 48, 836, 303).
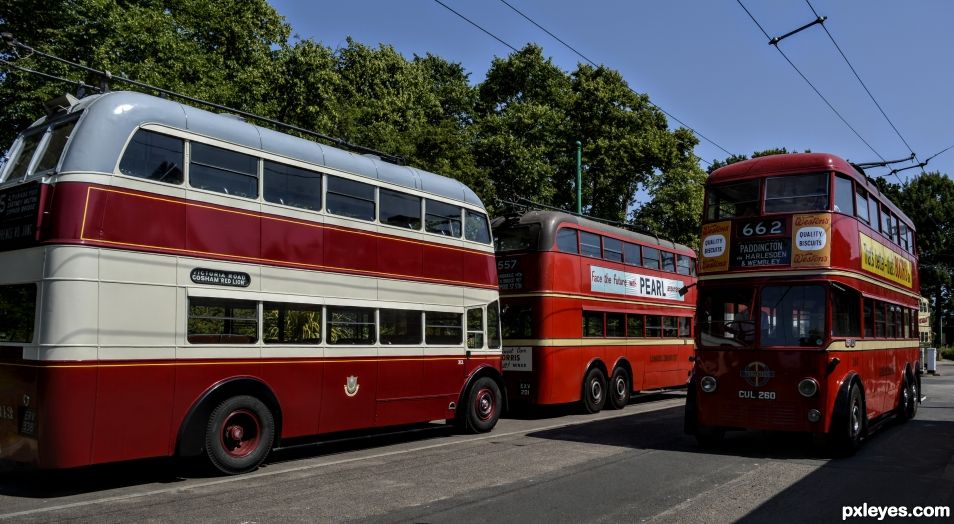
(739, 390, 776, 400)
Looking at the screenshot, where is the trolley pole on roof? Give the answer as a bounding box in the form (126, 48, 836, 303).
(576, 141, 582, 214)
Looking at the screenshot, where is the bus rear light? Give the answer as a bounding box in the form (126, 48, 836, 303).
(807, 409, 821, 422)
(700, 376, 717, 393)
(798, 378, 819, 398)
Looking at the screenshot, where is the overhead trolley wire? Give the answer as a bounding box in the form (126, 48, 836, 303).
(432, 0, 736, 162)
(735, 0, 887, 163)
(1, 34, 403, 164)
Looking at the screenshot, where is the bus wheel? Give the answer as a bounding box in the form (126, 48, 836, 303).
(898, 376, 918, 421)
(205, 395, 275, 475)
(607, 367, 631, 410)
(463, 377, 501, 433)
(832, 383, 864, 455)
(581, 368, 607, 414)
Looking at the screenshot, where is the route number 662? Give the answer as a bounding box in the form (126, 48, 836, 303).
(740, 220, 783, 237)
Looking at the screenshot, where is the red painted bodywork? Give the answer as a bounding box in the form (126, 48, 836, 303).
(0, 180, 501, 469)
(499, 220, 697, 406)
(691, 153, 920, 435)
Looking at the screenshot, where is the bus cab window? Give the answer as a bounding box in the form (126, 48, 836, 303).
(119, 129, 184, 184)
(467, 307, 484, 349)
(487, 301, 502, 349)
(760, 285, 825, 347)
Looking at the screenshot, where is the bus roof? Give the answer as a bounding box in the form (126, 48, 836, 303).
(497, 210, 694, 256)
(41, 91, 486, 210)
(706, 152, 912, 228)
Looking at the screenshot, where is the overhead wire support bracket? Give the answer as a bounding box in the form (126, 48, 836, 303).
(768, 16, 826, 46)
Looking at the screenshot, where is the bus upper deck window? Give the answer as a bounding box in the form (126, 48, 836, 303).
(120, 129, 184, 184)
(764, 173, 829, 214)
(706, 180, 760, 220)
(464, 209, 492, 244)
(5, 132, 44, 181)
(834, 174, 854, 215)
(33, 120, 77, 176)
(190, 142, 258, 198)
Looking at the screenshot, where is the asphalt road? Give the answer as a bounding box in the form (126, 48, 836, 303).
(1, 362, 952, 523)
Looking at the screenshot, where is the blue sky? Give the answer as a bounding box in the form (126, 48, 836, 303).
(268, 0, 954, 197)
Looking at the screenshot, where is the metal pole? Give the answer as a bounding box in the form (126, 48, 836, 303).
(576, 141, 582, 214)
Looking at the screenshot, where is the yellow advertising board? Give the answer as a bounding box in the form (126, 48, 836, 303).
(700, 221, 731, 273)
(791, 213, 832, 268)
(859, 232, 913, 288)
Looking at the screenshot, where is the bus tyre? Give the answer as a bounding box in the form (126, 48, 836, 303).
(463, 377, 501, 433)
(899, 376, 918, 421)
(205, 395, 275, 475)
(832, 383, 864, 456)
(582, 368, 607, 414)
(607, 367, 631, 410)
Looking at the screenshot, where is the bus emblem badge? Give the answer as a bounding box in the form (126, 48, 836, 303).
(344, 376, 360, 397)
(741, 361, 775, 387)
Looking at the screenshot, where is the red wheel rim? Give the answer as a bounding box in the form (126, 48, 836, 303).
(474, 387, 496, 422)
(220, 409, 261, 458)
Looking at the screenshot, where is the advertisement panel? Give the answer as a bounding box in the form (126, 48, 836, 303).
(700, 221, 731, 273)
(859, 232, 913, 288)
(589, 265, 685, 301)
(791, 213, 832, 268)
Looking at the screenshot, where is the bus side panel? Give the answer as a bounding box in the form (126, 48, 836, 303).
(534, 346, 585, 405)
(185, 202, 260, 261)
(639, 342, 694, 390)
(91, 364, 176, 463)
(375, 353, 426, 427)
(261, 215, 323, 269)
(324, 226, 377, 274)
(377, 235, 422, 280)
(319, 359, 378, 434)
(37, 366, 98, 469)
(258, 361, 322, 439)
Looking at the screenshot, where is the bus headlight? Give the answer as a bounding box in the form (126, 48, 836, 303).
(798, 378, 819, 398)
(700, 375, 717, 393)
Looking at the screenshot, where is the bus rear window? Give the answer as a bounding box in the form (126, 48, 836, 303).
(764, 173, 829, 214)
(0, 284, 36, 343)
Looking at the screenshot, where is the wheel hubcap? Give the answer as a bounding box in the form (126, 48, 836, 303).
(220, 409, 261, 458)
(615, 377, 626, 397)
(591, 380, 602, 401)
(475, 388, 495, 421)
(850, 402, 861, 436)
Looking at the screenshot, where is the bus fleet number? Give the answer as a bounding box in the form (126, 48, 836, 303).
(740, 220, 783, 237)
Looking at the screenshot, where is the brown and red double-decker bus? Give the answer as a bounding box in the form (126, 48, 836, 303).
(685, 153, 921, 452)
(0, 91, 503, 475)
(493, 211, 697, 413)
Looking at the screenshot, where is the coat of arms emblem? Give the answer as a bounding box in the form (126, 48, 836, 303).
(344, 375, 360, 397)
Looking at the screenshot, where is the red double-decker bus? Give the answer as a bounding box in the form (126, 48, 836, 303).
(685, 153, 921, 452)
(493, 211, 697, 413)
(0, 91, 503, 474)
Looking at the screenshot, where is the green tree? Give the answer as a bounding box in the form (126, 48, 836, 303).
(0, 0, 289, 149)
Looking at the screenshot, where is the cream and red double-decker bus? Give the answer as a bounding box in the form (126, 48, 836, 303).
(493, 211, 697, 413)
(0, 91, 503, 474)
(686, 153, 921, 453)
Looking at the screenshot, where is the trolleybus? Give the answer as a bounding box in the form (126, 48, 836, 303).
(686, 153, 921, 452)
(0, 91, 503, 474)
(494, 211, 696, 412)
